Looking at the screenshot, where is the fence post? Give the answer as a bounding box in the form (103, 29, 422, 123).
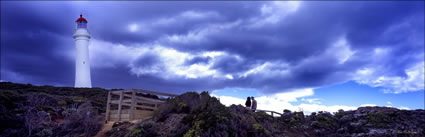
(117, 91, 124, 121)
(129, 91, 136, 120)
(105, 91, 111, 122)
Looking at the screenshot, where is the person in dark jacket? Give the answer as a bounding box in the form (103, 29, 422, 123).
(245, 97, 251, 109)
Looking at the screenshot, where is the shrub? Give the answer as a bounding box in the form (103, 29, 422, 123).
(127, 121, 158, 137)
(183, 129, 195, 137)
(154, 92, 201, 122)
(26, 93, 57, 108)
(128, 128, 144, 137)
(35, 128, 52, 137)
(334, 109, 345, 119)
(55, 101, 103, 137)
(367, 112, 391, 128)
(23, 108, 50, 137)
(314, 112, 337, 129)
(0, 90, 24, 109)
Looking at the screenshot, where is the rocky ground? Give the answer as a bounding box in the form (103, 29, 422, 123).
(1, 82, 424, 137)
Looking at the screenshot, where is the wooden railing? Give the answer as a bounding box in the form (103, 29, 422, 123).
(256, 109, 283, 117)
(105, 89, 177, 122)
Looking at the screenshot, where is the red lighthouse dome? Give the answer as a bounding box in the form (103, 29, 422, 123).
(76, 14, 88, 23)
(76, 14, 88, 28)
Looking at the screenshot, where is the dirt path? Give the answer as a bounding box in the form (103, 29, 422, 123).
(95, 122, 114, 137)
(95, 120, 143, 137)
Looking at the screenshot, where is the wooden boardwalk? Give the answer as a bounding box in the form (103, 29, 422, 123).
(105, 89, 177, 122)
(104, 89, 285, 122)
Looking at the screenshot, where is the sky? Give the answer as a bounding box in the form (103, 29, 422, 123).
(1, 1, 424, 113)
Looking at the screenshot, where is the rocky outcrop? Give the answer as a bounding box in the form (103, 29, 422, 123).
(108, 92, 425, 137)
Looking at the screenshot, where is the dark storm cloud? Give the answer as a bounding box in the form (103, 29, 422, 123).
(1, 1, 423, 94)
(166, 2, 423, 64)
(78, 1, 263, 45)
(1, 2, 76, 36)
(1, 30, 74, 85)
(184, 56, 211, 65)
(92, 66, 226, 94)
(132, 54, 162, 70)
(162, 4, 343, 65)
(212, 55, 254, 74)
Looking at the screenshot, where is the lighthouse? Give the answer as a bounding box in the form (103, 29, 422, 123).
(73, 14, 92, 88)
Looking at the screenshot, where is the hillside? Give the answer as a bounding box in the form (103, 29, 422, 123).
(0, 82, 110, 137)
(107, 92, 425, 137)
(1, 82, 424, 137)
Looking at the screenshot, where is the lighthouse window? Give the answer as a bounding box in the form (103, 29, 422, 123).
(77, 23, 87, 28)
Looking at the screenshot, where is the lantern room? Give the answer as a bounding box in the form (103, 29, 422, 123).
(76, 14, 88, 28)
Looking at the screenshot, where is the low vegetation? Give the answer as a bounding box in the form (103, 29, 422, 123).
(1, 82, 424, 137)
(0, 82, 108, 137)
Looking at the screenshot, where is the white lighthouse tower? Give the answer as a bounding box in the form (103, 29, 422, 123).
(73, 14, 92, 88)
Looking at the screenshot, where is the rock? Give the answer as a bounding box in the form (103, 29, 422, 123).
(353, 111, 367, 119)
(337, 127, 346, 134)
(112, 121, 128, 128)
(311, 121, 321, 128)
(358, 119, 367, 125)
(368, 128, 388, 135)
(340, 115, 353, 122)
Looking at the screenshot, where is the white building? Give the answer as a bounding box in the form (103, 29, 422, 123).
(73, 14, 92, 88)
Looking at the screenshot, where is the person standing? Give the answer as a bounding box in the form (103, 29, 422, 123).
(251, 96, 257, 112)
(245, 97, 251, 109)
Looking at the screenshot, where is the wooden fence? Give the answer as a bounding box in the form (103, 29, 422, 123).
(256, 109, 283, 117)
(105, 89, 177, 122)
